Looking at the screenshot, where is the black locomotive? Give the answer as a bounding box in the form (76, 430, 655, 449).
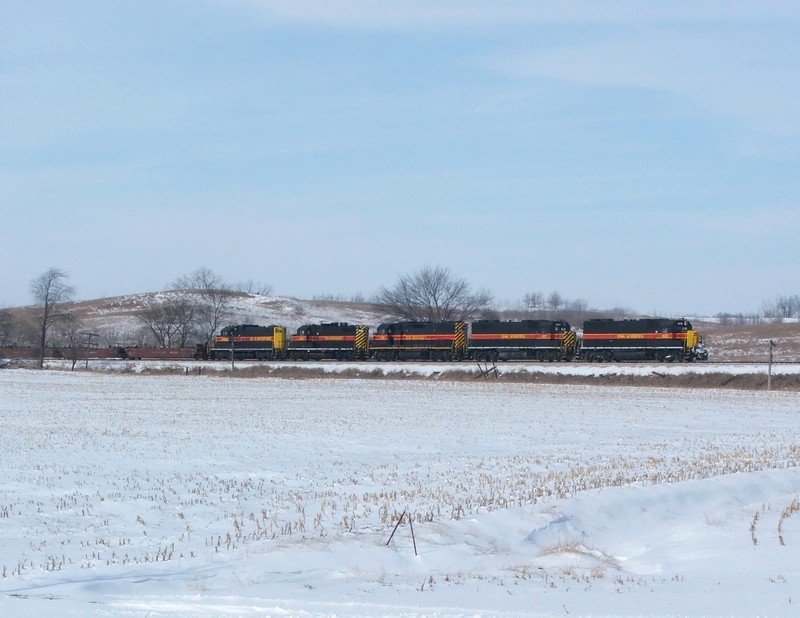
(208, 324, 287, 360)
(370, 321, 468, 361)
(470, 319, 576, 362)
(581, 318, 707, 362)
(287, 322, 369, 360)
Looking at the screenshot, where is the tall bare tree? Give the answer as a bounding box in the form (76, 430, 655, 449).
(30, 267, 75, 367)
(172, 267, 234, 343)
(375, 265, 493, 322)
(56, 311, 86, 371)
(547, 291, 564, 312)
(136, 296, 198, 347)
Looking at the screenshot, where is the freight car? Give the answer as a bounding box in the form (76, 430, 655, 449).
(580, 318, 707, 362)
(208, 324, 286, 360)
(118, 345, 207, 361)
(0, 346, 121, 360)
(469, 319, 577, 361)
(287, 322, 369, 360)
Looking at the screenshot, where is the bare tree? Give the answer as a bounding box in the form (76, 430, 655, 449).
(30, 268, 75, 367)
(762, 294, 800, 319)
(547, 291, 563, 312)
(172, 267, 234, 343)
(375, 265, 493, 322)
(523, 291, 545, 311)
(566, 298, 589, 312)
(0, 308, 15, 347)
(234, 279, 273, 296)
(136, 297, 198, 347)
(55, 311, 86, 371)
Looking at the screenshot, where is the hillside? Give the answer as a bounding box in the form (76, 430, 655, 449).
(7, 292, 800, 362)
(10, 291, 390, 346)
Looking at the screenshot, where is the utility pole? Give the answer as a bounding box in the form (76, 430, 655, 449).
(81, 331, 99, 369)
(767, 340, 776, 390)
(230, 331, 236, 372)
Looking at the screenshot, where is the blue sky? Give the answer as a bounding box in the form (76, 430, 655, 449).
(2, 1, 799, 315)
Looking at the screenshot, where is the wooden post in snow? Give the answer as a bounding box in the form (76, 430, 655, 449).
(768, 340, 776, 390)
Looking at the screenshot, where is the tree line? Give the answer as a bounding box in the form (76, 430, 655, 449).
(4, 265, 798, 367)
(1, 267, 274, 368)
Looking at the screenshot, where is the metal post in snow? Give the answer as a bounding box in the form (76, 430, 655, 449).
(386, 510, 406, 546)
(385, 510, 418, 556)
(408, 513, 418, 556)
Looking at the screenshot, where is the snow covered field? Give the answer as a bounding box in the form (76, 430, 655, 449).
(2, 369, 800, 617)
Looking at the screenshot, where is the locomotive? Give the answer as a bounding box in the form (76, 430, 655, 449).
(287, 322, 369, 360)
(207, 317, 707, 363)
(371, 321, 468, 361)
(208, 324, 286, 360)
(470, 319, 577, 362)
(580, 318, 707, 362)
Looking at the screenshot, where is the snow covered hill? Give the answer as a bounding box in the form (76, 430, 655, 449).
(62, 291, 390, 345)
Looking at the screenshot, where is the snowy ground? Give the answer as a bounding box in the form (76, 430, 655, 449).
(34, 357, 800, 378)
(2, 369, 800, 617)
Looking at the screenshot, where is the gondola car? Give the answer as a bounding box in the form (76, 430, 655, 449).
(370, 321, 468, 361)
(287, 322, 369, 360)
(469, 319, 577, 361)
(580, 318, 705, 362)
(208, 324, 286, 360)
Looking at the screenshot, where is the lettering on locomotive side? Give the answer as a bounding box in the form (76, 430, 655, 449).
(583, 333, 686, 340)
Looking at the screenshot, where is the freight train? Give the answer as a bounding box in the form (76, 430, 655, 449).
(1, 317, 707, 364)
(207, 317, 708, 363)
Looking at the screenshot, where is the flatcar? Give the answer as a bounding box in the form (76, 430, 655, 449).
(287, 322, 369, 360)
(371, 321, 468, 361)
(1, 346, 121, 360)
(118, 346, 206, 361)
(469, 319, 577, 361)
(208, 324, 286, 360)
(580, 318, 706, 362)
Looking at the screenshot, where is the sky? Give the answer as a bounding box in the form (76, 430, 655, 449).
(2, 1, 799, 316)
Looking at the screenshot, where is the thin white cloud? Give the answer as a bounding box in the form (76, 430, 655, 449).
(229, 1, 800, 141)
(231, 0, 800, 30)
(491, 28, 800, 141)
